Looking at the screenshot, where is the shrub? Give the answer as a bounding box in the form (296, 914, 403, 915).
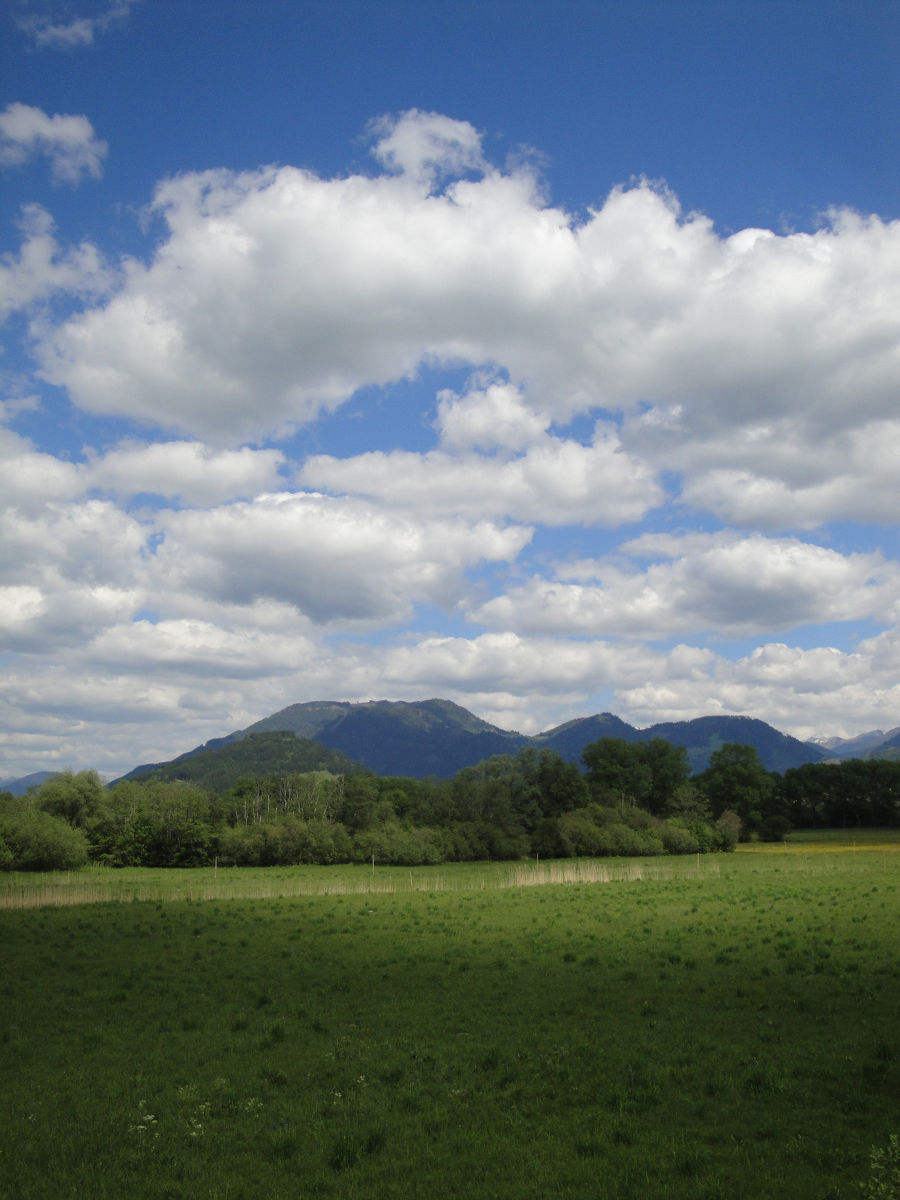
(757, 814, 792, 843)
(713, 809, 742, 851)
(0, 809, 90, 871)
(659, 820, 700, 855)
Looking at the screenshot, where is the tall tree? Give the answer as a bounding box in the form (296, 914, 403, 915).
(697, 743, 774, 831)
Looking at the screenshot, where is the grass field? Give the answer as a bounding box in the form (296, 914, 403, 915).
(1, 835, 898, 1199)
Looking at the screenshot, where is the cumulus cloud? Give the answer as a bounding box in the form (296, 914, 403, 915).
(435, 379, 551, 452)
(152, 492, 532, 626)
(0, 427, 85, 509)
(31, 123, 900, 540)
(673, 419, 900, 530)
(301, 420, 661, 527)
(0, 427, 284, 510)
(86, 441, 286, 506)
(9, 112, 900, 775)
(472, 532, 900, 638)
(0, 103, 107, 181)
(369, 110, 486, 185)
(86, 618, 315, 679)
(0, 204, 109, 321)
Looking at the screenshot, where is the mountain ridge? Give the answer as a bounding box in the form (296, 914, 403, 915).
(115, 699, 833, 787)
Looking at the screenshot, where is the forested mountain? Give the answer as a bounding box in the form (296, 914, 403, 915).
(247, 698, 527, 776)
(117, 699, 831, 786)
(117, 731, 366, 790)
(627, 715, 829, 774)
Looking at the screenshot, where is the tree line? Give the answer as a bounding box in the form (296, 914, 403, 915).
(2, 737, 898, 871)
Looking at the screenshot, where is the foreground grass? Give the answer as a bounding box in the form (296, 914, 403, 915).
(1, 843, 898, 1199)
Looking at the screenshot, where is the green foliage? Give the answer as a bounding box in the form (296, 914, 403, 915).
(860, 1134, 900, 1200)
(0, 800, 90, 870)
(91, 780, 214, 866)
(24, 728, 900, 872)
(697, 742, 775, 831)
(126, 731, 365, 792)
(32, 770, 105, 827)
(582, 737, 689, 813)
(713, 808, 741, 851)
(780, 759, 900, 829)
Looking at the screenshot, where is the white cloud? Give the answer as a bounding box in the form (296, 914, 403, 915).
(301, 420, 661, 527)
(8, 113, 900, 777)
(31, 132, 900, 533)
(0, 204, 109, 321)
(0, 427, 85, 508)
(152, 492, 532, 626)
(16, 1, 139, 48)
(0, 496, 147, 585)
(369, 110, 486, 186)
(0, 428, 285, 509)
(472, 533, 900, 638)
(435, 379, 551, 452)
(86, 618, 316, 679)
(0, 488, 148, 653)
(673, 419, 900, 530)
(86, 440, 286, 506)
(0, 103, 107, 182)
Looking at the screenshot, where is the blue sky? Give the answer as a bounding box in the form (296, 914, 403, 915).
(2, 0, 900, 778)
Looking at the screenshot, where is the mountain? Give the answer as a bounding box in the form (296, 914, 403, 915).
(808, 727, 900, 760)
(634, 715, 830, 774)
(536, 712, 830, 773)
(117, 731, 367, 791)
(532, 712, 638, 761)
(247, 698, 528, 778)
(117, 699, 832, 788)
(0, 770, 59, 796)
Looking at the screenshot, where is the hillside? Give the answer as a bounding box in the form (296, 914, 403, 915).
(117, 731, 367, 791)
(116, 699, 833, 787)
(0, 771, 59, 797)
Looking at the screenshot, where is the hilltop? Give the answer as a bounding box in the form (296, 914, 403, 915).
(116, 699, 832, 790)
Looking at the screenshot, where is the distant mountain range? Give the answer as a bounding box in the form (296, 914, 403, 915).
(10, 702, 900, 798)
(0, 770, 58, 796)
(115, 699, 833, 790)
(807, 726, 900, 760)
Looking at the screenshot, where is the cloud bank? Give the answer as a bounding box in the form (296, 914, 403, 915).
(4, 111, 900, 775)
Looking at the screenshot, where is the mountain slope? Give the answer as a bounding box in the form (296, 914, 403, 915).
(250, 698, 528, 778)
(117, 732, 367, 790)
(537, 712, 831, 773)
(0, 771, 59, 796)
(116, 699, 834, 787)
(637, 715, 830, 774)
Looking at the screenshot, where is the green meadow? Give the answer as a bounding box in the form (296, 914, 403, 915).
(2, 837, 898, 1199)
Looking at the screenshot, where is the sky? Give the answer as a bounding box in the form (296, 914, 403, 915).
(2, 0, 900, 779)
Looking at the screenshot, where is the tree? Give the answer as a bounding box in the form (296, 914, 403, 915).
(33, 770, 105, 828)
(582, 739, 651, 806)
(640, 739, 691, 814)
(582, 737, 688, 812)
(697, 743, 774, 833)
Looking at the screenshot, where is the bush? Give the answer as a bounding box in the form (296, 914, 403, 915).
(713, 809, 742, 851)
(659, 820, 700, 855)
(0, 809, 90, 871)
(757, 814, 792, 843)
